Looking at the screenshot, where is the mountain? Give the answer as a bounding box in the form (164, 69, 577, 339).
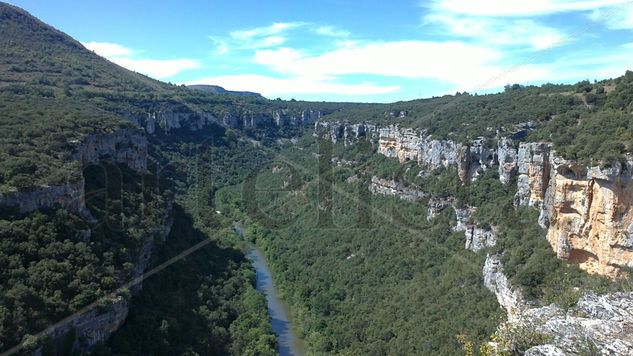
(1, 2, 633, 355)
(187, 84, 263, 98)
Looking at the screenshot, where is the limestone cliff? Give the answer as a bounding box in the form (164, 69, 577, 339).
(72, 128, 148, 172)
(514, 141, 633, 278)
(483, 254, 527, 321)
(514, 142, 551, 207)
(543, 157, 633, 278)
(484, 254, 633, 355)
(315, 121, 633, 278)
(315, 121, 502, 183)
(0, 178, 88, 215)
(129, 107, 322, 135)
(313, 121, 379, 146)
(0, 129, 147, 216)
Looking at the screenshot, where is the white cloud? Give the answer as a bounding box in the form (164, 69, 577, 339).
(253, 41, 503, 86)
(186, 74, 400, 96)
(427, 0, 627, 17)
(229, 22, 303, 40)
(426, 15, 567, 50)
(210, 22, 302, 52)
(315, 26, 351, 37)
(249, 36, 288, 49)
(590, 4, 633, 29)
(83, 41, 132, 57)
(82, 41, 200, 79)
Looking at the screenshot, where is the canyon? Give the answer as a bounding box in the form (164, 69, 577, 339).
(317, 120, 633, 354)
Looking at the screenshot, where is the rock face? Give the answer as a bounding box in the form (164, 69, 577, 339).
(313, 121, 378, 146)
(314, 121, 633, 277)
(521, 292, 633, 355)
(72, 129, 148, 172)
(274, 109, 321, 126)
(514, 141, 633, 278)
(39, 296, 130, 353)
(0, 179, 88, 215)
(129, 106, 322, 134)
(378, 125, 464, 170)
(0, 129, 148, 216)
(451, 205, 498, 252)
(316, 122, 503, 183)
(483, 254, 527, 321)
(426, 196, 454, 220)
(514, 142, 552, 207)
(368, 176, 426, 201)
(485, 254, 633, 355)
(543, 157, 633, 278)
(497, 137, 518, 184)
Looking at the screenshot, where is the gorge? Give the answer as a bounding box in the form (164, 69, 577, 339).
(1, 2, 633, 355)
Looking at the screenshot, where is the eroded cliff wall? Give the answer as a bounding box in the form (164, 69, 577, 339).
(315, 120, 633, 278)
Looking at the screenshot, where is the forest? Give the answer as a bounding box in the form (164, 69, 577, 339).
(214, 133, 633, 354)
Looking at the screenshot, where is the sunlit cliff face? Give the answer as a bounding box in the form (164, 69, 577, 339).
(545, 165, 633, 278)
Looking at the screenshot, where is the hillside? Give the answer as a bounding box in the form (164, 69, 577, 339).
(187, 84, 263, 98)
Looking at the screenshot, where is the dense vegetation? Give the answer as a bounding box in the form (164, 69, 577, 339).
(356, 148, 633, 306)
(216, 137, 503, 355)
(215, 133, 633, 354)
(95, 205, 276, 356)
(529, 73, 633, 165)
(0, 161, 167, 354)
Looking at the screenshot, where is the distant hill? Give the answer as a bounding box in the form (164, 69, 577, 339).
(187, 84, 263, 98)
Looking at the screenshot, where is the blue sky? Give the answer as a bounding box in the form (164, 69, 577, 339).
(8, 0, 633, 102)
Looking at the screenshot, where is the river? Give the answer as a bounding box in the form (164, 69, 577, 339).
(246, 248, 303, 356)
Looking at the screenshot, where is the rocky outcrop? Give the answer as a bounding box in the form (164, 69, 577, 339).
(524, 344, 566, 355)
(316, 121, 633, 278)
(378, 126, 464, 170)
(451, 205, 498, 251)
(542, 157, 633, 278)
(129, 106, 322, 134)
(368, 176, 426, 201)
(513, 141, 633, 278)
(483, 254, 527, 321)
(520, 292, 633, 355)
(465, 226, 498, 252)
(274, 109, 321, 126)
(313, 121, 378, 146)
(497, 137, 518, 184)
(514, 142, 552, 207)
(0, 129, 147, 216)
(426, 196, 454, 220)
(0, 179, 87, 215)
(316, 122, 501, 183)
(485, 253, 633, 355)
(72, 128, 148, 172)
(37, 296, 129, 353)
